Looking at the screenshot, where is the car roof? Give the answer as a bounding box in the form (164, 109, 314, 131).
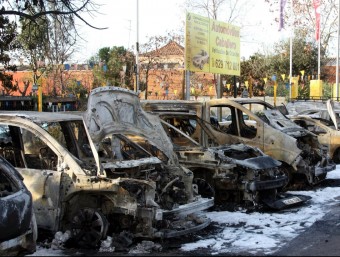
(141, 100, 203, 113)
(0, 111, 84, 123)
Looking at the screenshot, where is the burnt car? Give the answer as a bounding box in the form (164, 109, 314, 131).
(204, 98, 336, 186)
(82, 87, 214, 240)
(0, 111, 211, 250)
(290, 100, 340, 164)
(141, 100, 311, 210)
(0, 155, 37, 256)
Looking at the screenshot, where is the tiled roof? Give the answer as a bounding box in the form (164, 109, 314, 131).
(141, 40, 184, 57)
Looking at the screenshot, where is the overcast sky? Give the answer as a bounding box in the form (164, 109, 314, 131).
(71, 0, 288, 63)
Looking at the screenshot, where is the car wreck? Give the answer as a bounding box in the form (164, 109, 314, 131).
(204, 98, 336, 187)
(289, 100, 340, 164)
(0, 156, 37, 256)
(82, 87, 214, 244)
(0, 110, 211, 250)
(141, 100, 311, 210)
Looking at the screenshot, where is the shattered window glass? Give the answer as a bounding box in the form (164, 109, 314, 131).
(40, 121, 94, 159)
(68, 121, 94, 158)
(0, 125, 26, 168)
(0, 125, 11, 146)
(22, 128, 58, 170)
(210, 106, 257, 139)
(0, 166, 19, 197)
(40, 122, 67, 147)
(161, 117, 200, 147)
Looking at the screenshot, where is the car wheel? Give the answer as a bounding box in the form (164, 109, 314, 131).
(70, 208, 109, 248)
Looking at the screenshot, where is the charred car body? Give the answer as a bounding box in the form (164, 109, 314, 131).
(0, 156, 37, 256)
(289, 100, 340, 164)
(82, 87, 213, 241)
(0, 110, 211, 249)
(141, 100, 311, 210)
(204, 98, 335, 186)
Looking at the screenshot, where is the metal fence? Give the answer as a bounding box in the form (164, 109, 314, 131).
(0, 96, 81, 112)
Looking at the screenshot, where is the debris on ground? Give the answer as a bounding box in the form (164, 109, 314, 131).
(51, 230, 71, 250)
(99, 236, 115, 252)
(111, 231, 134, 252)
(128, 240, 163, 254)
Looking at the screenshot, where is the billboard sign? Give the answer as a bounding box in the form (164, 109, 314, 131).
(185, 12, 240, 76)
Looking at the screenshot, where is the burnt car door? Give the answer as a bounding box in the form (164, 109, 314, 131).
(0, 156, 36, 254)
(0, 124, 62, 231)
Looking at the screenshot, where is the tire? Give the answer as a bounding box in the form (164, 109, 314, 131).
(70, 208, 109, 248)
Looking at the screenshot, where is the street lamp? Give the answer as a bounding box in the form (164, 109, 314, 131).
(135, 0, 140, 92)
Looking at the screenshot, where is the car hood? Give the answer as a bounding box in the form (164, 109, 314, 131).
(210, 144, 282, 170)
(262, 109, 310, 138)
(83, 86, 174, 160)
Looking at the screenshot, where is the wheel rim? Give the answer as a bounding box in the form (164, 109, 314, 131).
(71, 208, 108, 248)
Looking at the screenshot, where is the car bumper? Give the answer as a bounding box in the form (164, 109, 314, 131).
(261, 193, 312, 210)
(314, 162, 336, 176)
(245, 176, 288, 192)
(160, 197, 214, 218)
(0, 229, 36, 255)
(157, 216, 211, 238)
(139, 197, 214, 239)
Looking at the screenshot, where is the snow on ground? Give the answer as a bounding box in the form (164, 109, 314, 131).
(27, 249, 67, 256)
(180, 167, 340, 255)
(28, 167, 340, 256)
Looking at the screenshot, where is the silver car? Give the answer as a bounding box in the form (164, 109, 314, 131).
(0, 110, 211, 249)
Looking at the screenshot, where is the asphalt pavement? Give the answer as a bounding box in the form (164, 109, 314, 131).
(273, 197, 340, 256)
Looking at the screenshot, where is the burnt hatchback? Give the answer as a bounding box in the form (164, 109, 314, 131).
(141, 100, 311, 210)
(0, 110, 211, 250)
(82, 87, 214, 241)
(205, 98, 336, 187)
(0, 155, 37, 256)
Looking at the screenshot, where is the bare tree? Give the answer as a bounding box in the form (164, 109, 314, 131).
(139, 33, 184, 99)
(1, 0, 107, 95)
(0, 0, 106, 30)
(139, 36, 169, 99)
(265, 0, 338, 57)
(15, 0, 105, 96)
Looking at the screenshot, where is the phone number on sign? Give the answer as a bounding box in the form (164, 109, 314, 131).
(212, 58, 239, 71)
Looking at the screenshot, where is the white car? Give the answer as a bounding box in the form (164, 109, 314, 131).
(0, 109, 212, 249)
